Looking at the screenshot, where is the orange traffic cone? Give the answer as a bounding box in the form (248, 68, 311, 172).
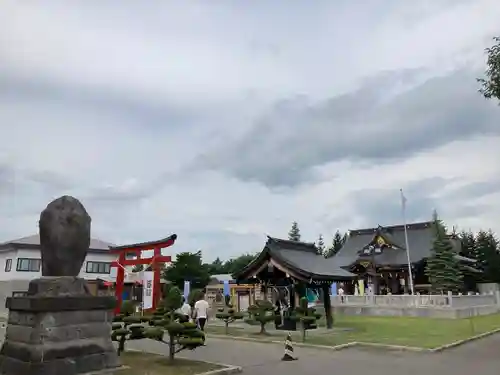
(281, 332, 297, 361)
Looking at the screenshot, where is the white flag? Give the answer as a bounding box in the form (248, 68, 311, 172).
(142, 271, 154, 309)
(400, 189, 407, 211)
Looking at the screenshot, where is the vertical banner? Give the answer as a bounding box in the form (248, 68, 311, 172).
(223, 280, 230, 296)
(142, 271, 154, 309)
(331, 282, 337, 296)
(231, 286, 236, 306)
(358, 280, 365, 296)
(183, 280, 190, 300)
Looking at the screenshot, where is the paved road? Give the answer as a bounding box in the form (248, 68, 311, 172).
(1, 323, 497, 375)
(129, 333, 500, 375)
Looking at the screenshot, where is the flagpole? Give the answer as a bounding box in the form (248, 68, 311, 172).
(400, 189, 415, 295)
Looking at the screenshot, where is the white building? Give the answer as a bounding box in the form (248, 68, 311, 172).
(0, 234, 118, 280)
(0, 234, 124, 302)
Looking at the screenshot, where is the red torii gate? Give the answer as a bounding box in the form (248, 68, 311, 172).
(109, 234, 177, 314)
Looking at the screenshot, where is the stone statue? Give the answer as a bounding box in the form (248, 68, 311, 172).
(39, 195, 91, 277)
(0, 196, 120, 375)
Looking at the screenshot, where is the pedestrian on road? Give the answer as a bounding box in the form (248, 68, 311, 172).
(194, 292, 210, 331)
(338, 285, 345, 303)
(178, 297, 192, 322)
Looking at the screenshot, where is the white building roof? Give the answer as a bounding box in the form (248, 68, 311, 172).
(0, 234, 115, 251)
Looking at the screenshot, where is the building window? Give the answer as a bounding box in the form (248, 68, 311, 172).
(86, 261, 111, 274)
(16, 258, 41, 272)
(12, 291, 27, 297)
(5, 259, 12, 272)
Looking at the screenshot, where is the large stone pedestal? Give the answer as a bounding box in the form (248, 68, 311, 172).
(0, 277, 120, 375)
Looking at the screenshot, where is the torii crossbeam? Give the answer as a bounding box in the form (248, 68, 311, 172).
(109, 234, 177, 314)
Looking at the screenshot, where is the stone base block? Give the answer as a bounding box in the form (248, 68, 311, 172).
(0, 348, 120, 375)
(27, 277, 91, 297)
(0, 292, 120, 375)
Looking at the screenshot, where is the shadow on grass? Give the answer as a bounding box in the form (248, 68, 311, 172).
(119, 351, 222, 375)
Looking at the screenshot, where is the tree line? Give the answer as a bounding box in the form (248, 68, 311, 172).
(288, 221, 347, 258)
(457, 227, 500, 285)
(425, 211, 500, 293)
(157, 214, 500, 295)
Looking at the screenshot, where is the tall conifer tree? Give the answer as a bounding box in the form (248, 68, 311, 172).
(425, 211, 463, 293)
(316, 234, 325, 256)
(288, 222, 301, 241)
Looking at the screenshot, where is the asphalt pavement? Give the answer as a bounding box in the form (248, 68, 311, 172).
(128, 332, 500, 375)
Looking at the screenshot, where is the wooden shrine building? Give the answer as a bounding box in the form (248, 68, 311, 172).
(233, 236, 355, 329)
(332, 221, 479, 294)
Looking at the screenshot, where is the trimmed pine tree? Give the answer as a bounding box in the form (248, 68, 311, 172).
(425, 211, 463, 293)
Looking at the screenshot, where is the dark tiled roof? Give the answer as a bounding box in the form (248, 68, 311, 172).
(333, 221, 465, 267)
(235, 236, 355, 281)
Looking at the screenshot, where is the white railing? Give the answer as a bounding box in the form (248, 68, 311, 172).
(450, 294, 497, 308)
(331, 291, 500, 308)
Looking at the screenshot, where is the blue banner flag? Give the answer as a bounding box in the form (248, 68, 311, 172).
(223, 280, 230, 296)
(331, 283, 337, 296)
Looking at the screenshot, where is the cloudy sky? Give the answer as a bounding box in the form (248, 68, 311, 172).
(1, 1, 500, 262)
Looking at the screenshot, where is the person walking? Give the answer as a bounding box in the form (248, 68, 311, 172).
(338, 284, 345, 303)
(194, 292, 210, 331)
(178, 297, 192, 323)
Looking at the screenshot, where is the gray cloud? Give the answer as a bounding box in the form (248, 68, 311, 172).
(348, 177, 453, 227)
(194, 69, 500, 188)
(0, 164, 15, 194)
(347, 176, 500, 231)
(447, 179, 500, 200)
(0, 74, 203, 132)
(0, 164, 73, 196)
(0, 165, 75, 219)
(2, 1, 500, 259)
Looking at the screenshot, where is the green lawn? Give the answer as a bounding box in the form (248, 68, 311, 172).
(118, 351, 222, 375)
(206, 313, 500, 349)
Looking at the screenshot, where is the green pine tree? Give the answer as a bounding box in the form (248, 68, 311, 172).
(459, 230, 476, 260)
(324, 230, 345, 258)
(458, 229, 481, 288)
(111, 286, 205, 360)
(475, 230, 500, 283)
(288, 222, 301, 241)
(425, 211, 463, 293)
(316, 234, 325, 255)
(215, 301, 244, 335)
(290, 297, 322, 342)
(245, 300, 276, 335)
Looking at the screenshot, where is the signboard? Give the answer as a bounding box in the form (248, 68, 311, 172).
(142, 271, 154, 309)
